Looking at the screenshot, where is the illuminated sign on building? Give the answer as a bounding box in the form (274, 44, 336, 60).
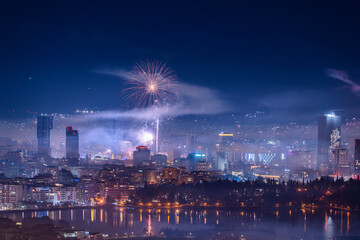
(195, 154, 206, 157)
(219, 133, 234, 137)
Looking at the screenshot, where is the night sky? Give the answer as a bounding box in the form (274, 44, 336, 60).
(1, 1, 360, 121)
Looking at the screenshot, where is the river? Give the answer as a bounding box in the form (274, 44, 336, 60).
(1, 207, 360, 239)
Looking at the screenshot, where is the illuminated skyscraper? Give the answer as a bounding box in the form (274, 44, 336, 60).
(317, 113, 341, 175)
(133, 146, 151, 166)
(66, 126, 80, 166)
(218, 133, 234, 166)
(187, 153, 206, 171)
(219, 133, 233, 147)
(37, 115, 53, 157)
(355, 139, 360, 178)
(332, 147, 350, 177)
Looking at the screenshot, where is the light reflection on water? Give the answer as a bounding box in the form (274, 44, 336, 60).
(1, 207, 360, 239)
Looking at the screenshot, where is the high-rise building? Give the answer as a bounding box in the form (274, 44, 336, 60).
(167, 149, 181, 164)
(215, 152, 228, 171)
(332, 147, 350, 177)
(219, 133, 233, 148)
(37, 115, 53, 157)
(187, 153, 206, 171)
(187, 135, 196, 154)
(133, 146, 151, 166)
(218, 133, 234, 166)
(354, 139, 360, 178)
(66, 126, 80, 166)
(317, 113, 341, 175)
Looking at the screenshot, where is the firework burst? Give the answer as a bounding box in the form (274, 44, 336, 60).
(122, 60, 178, 108)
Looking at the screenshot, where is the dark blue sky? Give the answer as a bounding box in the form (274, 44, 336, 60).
(1, 1, 360, 120)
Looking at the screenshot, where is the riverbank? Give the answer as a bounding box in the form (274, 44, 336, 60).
(0, 203, 358, 215)
(0, 205, 94, 214)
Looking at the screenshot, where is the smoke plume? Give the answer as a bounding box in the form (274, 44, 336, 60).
(91, 68, 231, 121)
(327, 69, 360, 94)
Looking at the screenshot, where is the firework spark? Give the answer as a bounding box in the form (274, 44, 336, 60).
(122, 60, 178, 108)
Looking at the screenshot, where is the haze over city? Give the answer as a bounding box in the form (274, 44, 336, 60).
(1, 1, 360, 240)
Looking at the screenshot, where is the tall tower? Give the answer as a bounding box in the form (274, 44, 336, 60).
(317, 113, 341, 175)
(355, 139, 360, 178)
(112, 119, 117, 152)
(66, 126, 80, 166)
(155, 118, 159, 153)
(37, 115, 53, 157)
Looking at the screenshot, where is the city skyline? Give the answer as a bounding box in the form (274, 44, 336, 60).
(1, 1, 360, 239)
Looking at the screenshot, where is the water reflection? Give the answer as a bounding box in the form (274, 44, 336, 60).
(0, 207, 358, 239)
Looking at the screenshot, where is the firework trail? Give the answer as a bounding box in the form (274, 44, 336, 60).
(122, 60, 178, 108)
